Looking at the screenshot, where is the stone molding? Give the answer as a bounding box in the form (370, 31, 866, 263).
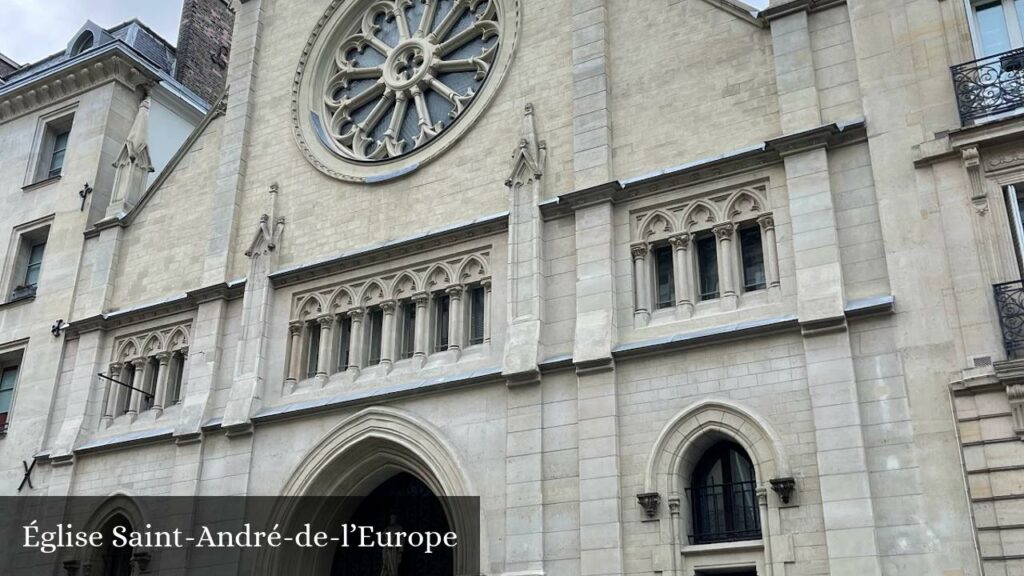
(641, 398, 792, 510)
(290, 0, 521, 183)
(540, 120, 866, 220)
(631, 185, 769, 243)
(111, 323, 191, 363)
(0, 45, 157, 124)
(290, 250, 491, 322)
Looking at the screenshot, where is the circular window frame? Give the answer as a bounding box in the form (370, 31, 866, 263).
(292, 0, 520, 183)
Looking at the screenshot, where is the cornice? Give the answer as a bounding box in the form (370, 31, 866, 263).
(760, 0, 846, 21)
(541, 119, 866, 219)
(269, 212, 510, 288)
(0, 43, 159, 124)
(65, 280, 245, 337)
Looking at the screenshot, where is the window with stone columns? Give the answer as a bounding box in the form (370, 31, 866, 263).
(630, 186, 779, 325)
(103, 324, 190, 423)
(286, 253, 491, 386)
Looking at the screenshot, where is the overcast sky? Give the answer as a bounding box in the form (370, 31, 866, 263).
(0, 0, 769, 66)
(0, 0, 184, 65)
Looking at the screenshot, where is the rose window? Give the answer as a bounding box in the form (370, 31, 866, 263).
(320, 0, 501, 163)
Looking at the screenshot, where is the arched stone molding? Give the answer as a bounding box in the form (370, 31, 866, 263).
(357, 279, 388, 308)
(294, 294, 325, 322)
(642, 398, 791, 507)
(326, 286, 356, 314)
(681, 200, 722, 233)
(724, 188, 768, 223)
(389, 272, 421, 301)
(62, 492, 148, 572)
(262, 406, 483, 576)
(639, 209, 677, 243)
(641, 399, 791, 576)
(456, 256, 490, 286)
(424, 262, 456, 293)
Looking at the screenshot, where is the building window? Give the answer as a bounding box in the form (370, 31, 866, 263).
(8, 222, 50, 301)
(652, 244, 675, 309)
(120, 363, 135, 415)
(142, 357, 159, 412)
(366, 308, 384, 366)
(399, 301, 416, 359)
(168, 352, 185, 405)
(696, 234, 719, 301)
(32, 114, 74, 183)
(689, 441, 761, 545)
(467, 286, 486, 346)
(965, 0, 1024, 57)
(305, 321, 320, 379)
(739, 226, 766, 292)
(70, 31, 95, 56)
(336, 315, 352, 371)
(433, 293, 450, 352)
(0, 364, 19, 434)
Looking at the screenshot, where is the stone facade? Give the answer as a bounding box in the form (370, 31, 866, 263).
(3, 0, 1024, 575)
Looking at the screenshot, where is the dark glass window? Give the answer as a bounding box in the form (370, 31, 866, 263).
(367, 308, 384, 365)
(696, 234, 719, 301)
(24, 242, 45, 287)
(48, 130, 70, 178)
(739, 227, 766, 292)
(400, 302, 416, 359)
(305, 322, 321, 378)
(142, 357, 159, 411)
(121, 363, 135, 414)
(168, 352, 184, 404)
(689, 441, 761, 544)
(468, 286, 486, 345)
(0, 365, 18, 432)
(433, 293, 450, 352)
(337, 316, 352, 370)
(653, 245, 675, 309)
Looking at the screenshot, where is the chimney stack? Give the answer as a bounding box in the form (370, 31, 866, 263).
(174, 0, 234, 104)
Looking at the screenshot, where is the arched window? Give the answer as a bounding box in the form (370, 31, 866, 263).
(689, 441, 761, 544)
(98, 514, 133, 576)
(70, 31, 94, 56)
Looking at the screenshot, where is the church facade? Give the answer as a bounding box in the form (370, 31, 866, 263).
(2, 0, 1024, 574)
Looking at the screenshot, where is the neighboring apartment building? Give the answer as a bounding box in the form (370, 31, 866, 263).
(7, 0, 1024, 574)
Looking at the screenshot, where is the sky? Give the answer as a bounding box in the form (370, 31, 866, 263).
(0, 0, 184, 65)
(0, 0, 769, 66)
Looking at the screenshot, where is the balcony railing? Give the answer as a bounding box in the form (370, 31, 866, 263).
(952, 48, 1024, 124)
(687, 480, 761, 545)
(995, 280, 1024, 358)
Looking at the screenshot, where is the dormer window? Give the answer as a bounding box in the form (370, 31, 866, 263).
(70, 31, 95, 56)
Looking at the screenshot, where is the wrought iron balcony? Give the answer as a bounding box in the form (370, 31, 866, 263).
(952, 48, 1024, 124)
(995, 280, 1024, 358)
(687, 480, 761, 545)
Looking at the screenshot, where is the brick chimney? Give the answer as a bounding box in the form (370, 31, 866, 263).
(174, 0, 234, 104)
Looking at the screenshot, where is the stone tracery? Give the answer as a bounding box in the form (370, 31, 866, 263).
(321, 0, 501, 162)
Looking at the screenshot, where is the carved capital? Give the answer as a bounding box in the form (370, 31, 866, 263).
(412, 292, 430, 305)
(380, 300, 398, 314)
(962, 145, 990, 215)
(130, 357, 147, 369)
(757, 214, 775, 231)
(109, 362, 124, 372)
(713, 222, 735, 240)
(288, 321, 304, 335)
(630, 242, 649, 260)
(446, 284, 465, 298)
(347, 307, 366, 320)
(636, 492, 661, 519)
(770, 477, 796, 504)
(316, 314, 334, 327)
(154, 352, 172, 364)
(667, 497, 681, 516)
(667, 233, 690, 250)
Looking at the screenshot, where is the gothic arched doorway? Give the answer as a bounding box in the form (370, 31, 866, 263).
(330, 472, 453, 576)
(96, 514, 133, 576)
